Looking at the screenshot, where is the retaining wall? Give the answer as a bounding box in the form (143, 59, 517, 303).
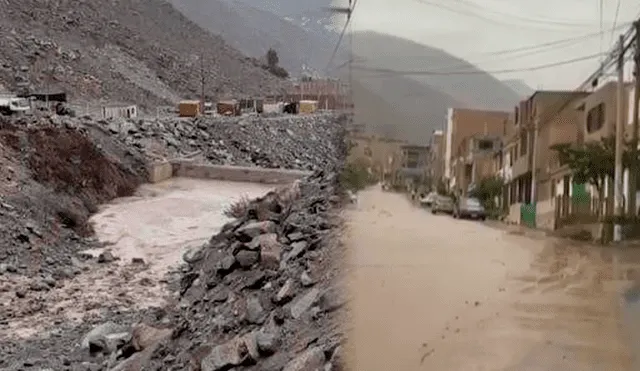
(147, 160, 311, 185)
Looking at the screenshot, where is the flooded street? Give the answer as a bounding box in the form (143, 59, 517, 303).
(344, 188, 635, 370)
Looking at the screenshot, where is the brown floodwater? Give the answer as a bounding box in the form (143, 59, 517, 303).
(344, 187, 639, 370)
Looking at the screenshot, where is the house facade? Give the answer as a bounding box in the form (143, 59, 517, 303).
(444, 107, 510, 194)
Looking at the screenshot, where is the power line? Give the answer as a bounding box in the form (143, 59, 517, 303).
(611, 0, 623, 46)
(359, 24, 631, 74)
(452, 0, 614, 28)
(330, 23, 630, 75)
(351, 52, 607, 77)
(325, 0, 359, 71)
(415, 0, 616, 31)
(519, 25, 637, 148)
(477, 23, 630, 57)
(600, 0, 604, 61)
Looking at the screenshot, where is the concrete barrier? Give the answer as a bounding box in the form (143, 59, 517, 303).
(171, 161, 311, 184)
(147, 161, 173, 183)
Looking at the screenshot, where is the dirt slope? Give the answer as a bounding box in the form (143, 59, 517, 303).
(0, 0, 285, 109)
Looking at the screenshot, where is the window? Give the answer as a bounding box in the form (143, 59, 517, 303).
(477, 139, 493, 151)
(520, 131, 528, 156)
(514, 107, 519, 125)
(586, 103, 605, 133)
(464, 164, 473, 179)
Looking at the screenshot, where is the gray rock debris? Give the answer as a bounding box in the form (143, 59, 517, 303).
(282, 346, 326, 371)
(97, 114, 343, 171)
(201, 337, 248, 371)
(290, 288, 321, 319)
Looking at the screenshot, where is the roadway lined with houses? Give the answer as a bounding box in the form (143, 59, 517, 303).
(348, 80, 639, 241)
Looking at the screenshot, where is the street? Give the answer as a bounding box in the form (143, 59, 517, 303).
(344, 188, 634, 370)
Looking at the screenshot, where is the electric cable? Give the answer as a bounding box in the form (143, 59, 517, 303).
(325, 0, 359, 71)
(350, 23, 631, 74)
(451, 0, 615, 28)
(611, 0, 623, 46)
(350, 52, 607, 77)
(329, 23, 630, 75)
(415, 0, 615, 31)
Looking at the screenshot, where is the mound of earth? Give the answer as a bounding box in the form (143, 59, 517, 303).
(0, 0, 285, 109)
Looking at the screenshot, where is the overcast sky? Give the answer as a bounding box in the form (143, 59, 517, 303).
(335, 0, 640, 89)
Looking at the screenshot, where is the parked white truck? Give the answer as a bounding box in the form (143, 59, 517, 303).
(0, 96, 30, 115)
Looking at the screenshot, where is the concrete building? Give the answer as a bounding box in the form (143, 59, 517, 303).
(102, 104, 138, 119)
(444, 108, 510, 193)
(499, 90, 589, 226)
(347, 134, 406, 181)
(285, 79, 350, 110)
(452, 133, 503, 196)
(399, 144, 430, 189)
(429, 130, 446, 190)
(573, 81, 638, 215)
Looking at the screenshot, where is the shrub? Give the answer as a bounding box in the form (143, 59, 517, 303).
(223, 195, 251, 218)
(339, 160, 375, 192)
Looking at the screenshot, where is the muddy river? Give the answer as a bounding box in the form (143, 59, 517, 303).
(344, 187, 639, 370)
(4, 178, 273, 338)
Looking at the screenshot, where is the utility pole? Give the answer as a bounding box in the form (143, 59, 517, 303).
(530, 118, 539, 205)
(629, 20, 640, 217)
(614, 34, 625, 242)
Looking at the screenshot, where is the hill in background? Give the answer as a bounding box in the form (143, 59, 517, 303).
(169, 0, 339, 74)
(342, 31, 521, 144)
(501, 79, 535, 99)
(0, 0, 284, 109)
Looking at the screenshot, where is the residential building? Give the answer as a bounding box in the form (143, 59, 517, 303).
(429, 130, 445, 189)
(284, 79, 350, 110)
(573, 81, 637, 214)
(347, 134, 406, 181)
(444, 108, 510, 193)
(533, 92, 590, 229)
(101, 104, 138, 119)
(452, 133, 503, 196)
(399, 144, 430, 187)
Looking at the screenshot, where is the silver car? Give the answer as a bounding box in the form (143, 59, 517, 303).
(453, 197, 486, 220)
(431, 195, 454, 214)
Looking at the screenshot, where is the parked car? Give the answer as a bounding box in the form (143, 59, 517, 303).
(453, 197, 486, 220)
(431, 195, 454, 214)
(419, 192, 438, 207)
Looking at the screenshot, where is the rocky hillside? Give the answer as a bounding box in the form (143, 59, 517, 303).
(169, 0, 338, 74)
(0, 0, 285, 109)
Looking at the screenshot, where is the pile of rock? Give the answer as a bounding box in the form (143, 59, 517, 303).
(99, 114, 346, 170)
(0, 116, 147, 277)
(97, 168, 347, 371)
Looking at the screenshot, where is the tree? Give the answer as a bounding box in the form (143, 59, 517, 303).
(339, 158, 375, 192)
(266, 48, 279, 68)
(469, 175, 503, 210)
(550, 136, 632, 200)
(264, 49, 289, 79)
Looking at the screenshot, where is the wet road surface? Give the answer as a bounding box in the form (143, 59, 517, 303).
(344, 188, 635, 370)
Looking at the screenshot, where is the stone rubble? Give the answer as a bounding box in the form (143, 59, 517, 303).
(99, 113, 344, 170)
(125, 168, 348, 371)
